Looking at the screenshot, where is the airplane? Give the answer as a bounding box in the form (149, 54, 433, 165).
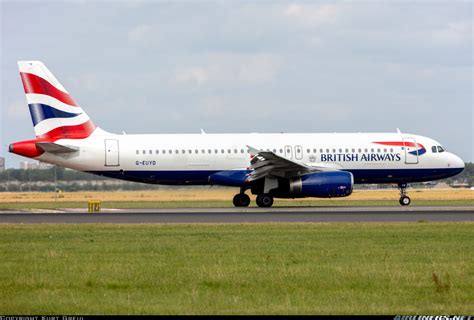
(9, 61, 465, 207)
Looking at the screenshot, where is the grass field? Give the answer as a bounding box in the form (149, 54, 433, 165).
(0, 223, 472, 314)
(0, 189, 473, 209)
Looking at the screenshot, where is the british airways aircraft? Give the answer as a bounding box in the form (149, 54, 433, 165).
(9, 61, 465, 207)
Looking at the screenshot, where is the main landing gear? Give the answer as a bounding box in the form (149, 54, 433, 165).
(398, 183, 411, 206)
(256, 194, 274, 208)
(233, 190, 250, 207)
(232, 189, 274, 207)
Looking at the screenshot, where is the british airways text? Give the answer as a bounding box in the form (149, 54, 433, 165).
(320, 153, 401, 162)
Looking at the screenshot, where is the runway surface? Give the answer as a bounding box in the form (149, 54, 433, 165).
(0, 206, 473, 223)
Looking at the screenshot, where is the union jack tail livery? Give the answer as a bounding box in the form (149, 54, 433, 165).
(18, 61, 96, 139)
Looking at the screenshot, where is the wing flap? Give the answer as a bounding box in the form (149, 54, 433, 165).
(246, 145, 340, 181)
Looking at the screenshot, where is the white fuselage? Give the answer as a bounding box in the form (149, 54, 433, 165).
(36, 130, 464, 185)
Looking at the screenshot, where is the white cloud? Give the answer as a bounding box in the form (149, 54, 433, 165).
(7, 100, 29, 121)
(285, 3, 340, 25)
(237, 55, 281, 84)
(171, 54, 281, 87)
(127, 24, 153, 44)
(172, 67, 209, 86)
(67, 74, 100, 92)
(429, 22, 472, 46)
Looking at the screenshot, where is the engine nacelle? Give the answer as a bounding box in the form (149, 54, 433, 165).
(269, 171, 354, 198)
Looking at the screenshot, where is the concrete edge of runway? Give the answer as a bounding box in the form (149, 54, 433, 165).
(0, 205, 472, 214)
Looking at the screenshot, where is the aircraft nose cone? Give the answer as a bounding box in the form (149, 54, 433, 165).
(454, 155, 465, 169)
(448, 153, 464, 172)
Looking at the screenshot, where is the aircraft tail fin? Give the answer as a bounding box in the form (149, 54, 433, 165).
(18, 61, 96, 140)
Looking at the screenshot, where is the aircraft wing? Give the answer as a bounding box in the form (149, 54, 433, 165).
(246, 145, 338, 182)
(36, 142, 78, 154)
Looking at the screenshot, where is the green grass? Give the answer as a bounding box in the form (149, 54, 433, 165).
(0, 223, 472, 314)
(1, 199, 473, 210)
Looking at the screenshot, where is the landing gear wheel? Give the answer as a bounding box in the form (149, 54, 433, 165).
(233, 193, 250, 207)
(399, 196, 411, 206)
(398, 183, 411, 206)
(256, 194, 274, 208)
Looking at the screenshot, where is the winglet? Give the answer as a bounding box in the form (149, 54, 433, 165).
(396, 128, 401, 134)
(200, 128, 206, 134)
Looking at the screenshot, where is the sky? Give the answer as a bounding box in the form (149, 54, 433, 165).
(1, 0, 473, 168)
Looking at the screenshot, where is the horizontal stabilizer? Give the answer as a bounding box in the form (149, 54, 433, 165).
(36, 142, 78, 154)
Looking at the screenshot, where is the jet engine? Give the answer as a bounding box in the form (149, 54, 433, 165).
(253, 171, 354, 198)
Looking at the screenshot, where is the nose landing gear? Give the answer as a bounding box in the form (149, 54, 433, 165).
(398, 183, 411, 206)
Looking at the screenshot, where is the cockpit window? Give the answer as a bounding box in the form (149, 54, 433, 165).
(431, 146, 437, 153)
(437, 146, 445, 153)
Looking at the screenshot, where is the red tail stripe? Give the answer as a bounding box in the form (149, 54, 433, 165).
(36, 120, 96, 139)
(20, 72, 79, 107)
(373, 141, 425, 149)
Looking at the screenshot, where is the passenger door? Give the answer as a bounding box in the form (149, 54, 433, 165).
(105, 139, 119, 166)
(403, 137, 418, 164)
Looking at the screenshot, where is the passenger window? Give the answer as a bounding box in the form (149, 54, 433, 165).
(437, 146, 444, 153)
(189, 150, 192, 154)
(377, 149, 380, 153)
(208, 149, 212, 154)
(390, 148, 393, 152)
(338, 148, 342, 153)
(313, 148, 317, 153)
(155, 150, 159, 154)
(228, 149, 231, 154)
(279, 149, 283, 153)
(215, 149, 218, 154)
(136, 150, 139, 155)
(432, 146, 437, 153)
(351, 149, 355, 153)
(345, 148, 349, 153)
(169, 150, 172, 154)
(221, 149, 225, 154)
(241, 149, 244, 153)
(320, 149, 323, 153)
(182, 150, 185, 154)
(234, 149, 238, 153)
(195, 150, 198, 154)
(149, 150, 152, 154)
(358, 149, 361, 153)
(162, 150, 166, 154)
(307, 149, 311, 153)
(175, 150, 179, 154)
(142, 150, 146, 155)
